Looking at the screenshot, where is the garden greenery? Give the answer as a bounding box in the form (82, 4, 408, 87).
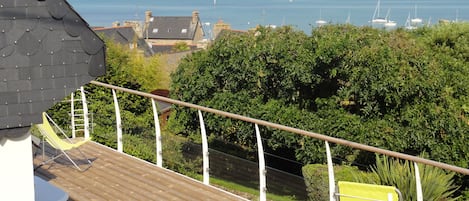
(169, 23, 469, 195)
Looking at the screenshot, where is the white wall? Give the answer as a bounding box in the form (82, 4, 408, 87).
(0, 132, 35, 201)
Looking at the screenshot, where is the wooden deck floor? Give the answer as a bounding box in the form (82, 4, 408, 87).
(33, 141, 248, 201)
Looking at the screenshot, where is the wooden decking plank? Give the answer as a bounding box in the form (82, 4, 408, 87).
(86, 143, 230, 200)
(86, 143, 234, 199)
(34, 141, 247, 201)
(79, 143, 194, 200)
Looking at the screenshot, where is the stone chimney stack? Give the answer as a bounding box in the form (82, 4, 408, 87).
(145, 10, 152, 24)
(192, 10, 199, 24)
(213, 19, 231, 39)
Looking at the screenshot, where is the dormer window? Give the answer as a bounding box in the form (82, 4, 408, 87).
(181, 29, 187, 33)
(152, 28, 158, 33)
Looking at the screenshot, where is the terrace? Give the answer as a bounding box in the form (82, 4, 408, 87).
(31, 81, 469, 201)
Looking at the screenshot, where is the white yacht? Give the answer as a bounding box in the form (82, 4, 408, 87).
(372, 0, 387, 24)
(384, 8, 397, 28)
(405, 13, 417, 30)
(411, 5, 423, 25)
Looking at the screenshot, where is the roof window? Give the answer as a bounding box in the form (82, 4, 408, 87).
(152, 28, 158, 33)
(181, 29, 187, 33)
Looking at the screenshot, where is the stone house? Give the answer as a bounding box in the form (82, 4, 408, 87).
(143, 10, 205, 50)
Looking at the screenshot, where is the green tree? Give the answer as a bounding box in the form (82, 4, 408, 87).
(168, 23, 469, 173)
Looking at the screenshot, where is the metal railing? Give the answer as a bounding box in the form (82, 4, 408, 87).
(89, 80, 469, 201)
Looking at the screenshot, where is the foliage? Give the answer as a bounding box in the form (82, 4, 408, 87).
(302, 164, 368, 201)
(168, 23, 469, 167)
(172, 42, 191, 52)
(168, 23, 469, 194)
(354, 154, 460, 201)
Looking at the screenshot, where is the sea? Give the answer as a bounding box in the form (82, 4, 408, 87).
(68, 0, 469, 33)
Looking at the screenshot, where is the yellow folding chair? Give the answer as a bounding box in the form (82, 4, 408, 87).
(336, 181, 402, 201)
(35, 112, 92, 171)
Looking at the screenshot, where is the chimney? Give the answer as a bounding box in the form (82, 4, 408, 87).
(145, 10, 152, 24)
(112, 21, 120, 27)
(192, 10, 199, 24)
(213, 19, 231, 39)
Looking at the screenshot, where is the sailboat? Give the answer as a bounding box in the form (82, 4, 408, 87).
(372, 0, 387, 24)
(405, 13, 417, 30)
(315, 9, 327, 26)
(345, 10, 351, 24)
(411, 5, 422, 24)
(384, 9, 396, 28)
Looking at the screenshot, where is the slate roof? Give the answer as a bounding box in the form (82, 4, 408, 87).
(0, 0, 106, 137)
(94, 26, 136, 45)
(94, 26, 154, 56)
(147, 16, 199, 40)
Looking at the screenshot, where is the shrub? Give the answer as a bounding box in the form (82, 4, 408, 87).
(302, 164, 372, 201)
(354, 154, 460, 201)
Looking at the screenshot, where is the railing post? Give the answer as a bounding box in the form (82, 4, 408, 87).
(71, 92, 75, 139)
(81, 87, 90, 139)
(198, 110, 210, 185)
(326, 141, 336, 201)
(414, 162, 423, 201)
(255, 124, 266, 201)
(151, 99, 163, 168)
(112, 89, 123, 153)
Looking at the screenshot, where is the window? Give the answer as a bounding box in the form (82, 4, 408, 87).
(152, 28, 158, 33)
(181, 29, 187, 33)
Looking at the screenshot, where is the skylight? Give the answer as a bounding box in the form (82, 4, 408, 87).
(181, 29, 187, 33)
(152, 28, 158, 33)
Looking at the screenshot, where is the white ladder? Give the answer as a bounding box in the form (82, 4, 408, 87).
(70, 87, 91, 139)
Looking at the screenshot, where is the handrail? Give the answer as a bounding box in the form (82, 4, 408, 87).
(90, 80, 469, 175)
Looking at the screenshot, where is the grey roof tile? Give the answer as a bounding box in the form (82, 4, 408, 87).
(31, 79, 54, 90)
(0, 69, 19, 81)
(15, 19, 39, 32)
(0, 19, 13, 32)
(17, 31, 40, 56)
(88, 49, 105, 76)
(0, 7, 27, 20)
(0, 45, 15, 58)
(81, 29, 104, 54)
(0, 105, 6, 116)
(63, 11, 86, 37)
(0, 92, 19, 105)
(0, 116, 21, 129)
(39, 17, 63, 32)
(7, 103, 31, 116)
(46, 0, 68, 19)
(19, 91, 43, 103)
(0, 33, 6, 49)
(7, 80, 32, 91)
(0, 83, 6, 92)
(18, 67, 32, 80)
(53, 77, 77, 89)
(43, 65, 66, 78)
(0, 1, 15, 8)
(30, 50, 52, 66)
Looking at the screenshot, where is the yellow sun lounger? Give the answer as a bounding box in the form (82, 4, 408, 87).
(336, 181, 402, 201)
(35, 112, 92, 171)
